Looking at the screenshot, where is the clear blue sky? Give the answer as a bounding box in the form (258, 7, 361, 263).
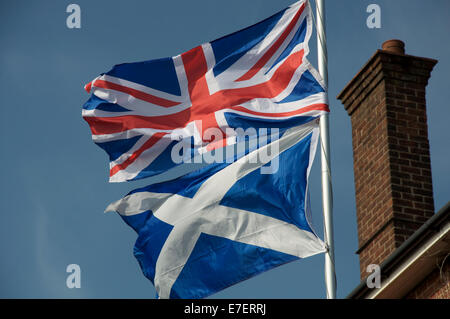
(1, 0, 449, 298)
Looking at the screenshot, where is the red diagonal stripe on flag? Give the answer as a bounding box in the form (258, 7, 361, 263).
(93, 79, 180, 107)
(109, 132, 167, 177)
(235, 2, 306, 82)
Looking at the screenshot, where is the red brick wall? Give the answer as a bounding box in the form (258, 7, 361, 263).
(338, 47, 437, 278)
(384, 71, 435, 231)
(406, 261, 450, 299)
(350, 79, 399, 275)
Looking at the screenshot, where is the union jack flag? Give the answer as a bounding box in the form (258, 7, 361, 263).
(82, 0, 329, 182)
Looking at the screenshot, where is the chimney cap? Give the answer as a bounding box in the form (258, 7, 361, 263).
(382, 39, 405, 55)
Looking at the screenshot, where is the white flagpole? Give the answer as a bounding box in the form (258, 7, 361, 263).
(315, 0, 336, 299)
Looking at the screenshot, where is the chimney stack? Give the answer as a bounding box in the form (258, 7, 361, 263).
(337, 40, 438, 278)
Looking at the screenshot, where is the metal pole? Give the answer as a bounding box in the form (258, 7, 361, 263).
(315, 0, 336, 299)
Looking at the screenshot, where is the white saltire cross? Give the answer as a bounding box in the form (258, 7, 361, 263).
(106, 121, 325, 298)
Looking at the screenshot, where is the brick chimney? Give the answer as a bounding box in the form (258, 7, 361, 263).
(337, 40, 438, 278)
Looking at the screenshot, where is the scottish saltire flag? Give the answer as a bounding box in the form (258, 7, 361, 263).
(82, 0, 328, 182)
(106, 119, 326, 299)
